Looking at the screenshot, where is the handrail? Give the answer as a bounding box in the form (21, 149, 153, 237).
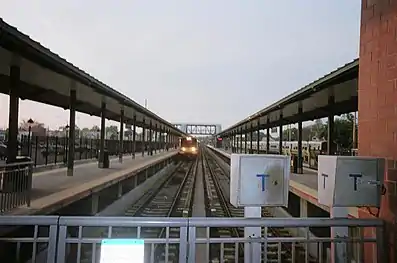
(0, 161, 33, 168)
(0, 215, 385, 263)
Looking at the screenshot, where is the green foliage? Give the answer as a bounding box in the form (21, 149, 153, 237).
(90, 125, 100, 132)
(106, 125, 119, 140)
(282, 114, 357, 150)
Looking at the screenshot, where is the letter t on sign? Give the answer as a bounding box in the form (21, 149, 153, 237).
(256, 173, 270, 191)
(349, 173, 362, 191)
(321, 173, 328, 189)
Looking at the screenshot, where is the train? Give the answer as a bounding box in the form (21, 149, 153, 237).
(228, 140, 337, 168)
(231, 140, 335, 155)
(178, 136, 199, 160)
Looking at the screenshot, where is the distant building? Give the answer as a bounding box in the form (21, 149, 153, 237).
(19, 122, 46, 137)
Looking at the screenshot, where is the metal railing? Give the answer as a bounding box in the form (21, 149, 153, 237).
(1, 135, 171, 168)
(0, 216, 59, 263)
(0, 161, 33, 213)
(0, 216, 386, 263)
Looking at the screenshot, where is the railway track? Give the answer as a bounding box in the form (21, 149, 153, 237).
(129, 160, 198, 263)
(80, 160, 198, 263)
(203, 147, 315, 263)
(202, 150, 244, 262)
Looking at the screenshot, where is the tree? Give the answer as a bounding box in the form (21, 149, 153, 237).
(331, 114, 355, 150)
(279, 114, 355, 150)
(90, 125, 100, 132)
(106, 125, 118, 140)
(312, 114, 355, 150)
(20, 119, 45, 131)
(301, 126, 314, 141)
(282, 127, 298, 141)
(312, 119, 326, 140)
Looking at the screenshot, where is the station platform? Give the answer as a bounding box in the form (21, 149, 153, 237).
(7, 150, 178, 216)
(207, 145, 359, 217)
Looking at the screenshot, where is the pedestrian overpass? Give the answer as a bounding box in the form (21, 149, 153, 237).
(173, 123, 222, 136)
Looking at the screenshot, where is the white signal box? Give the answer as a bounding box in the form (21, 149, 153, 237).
(230, 154, 290, 207)
(317, 156, 385, 208)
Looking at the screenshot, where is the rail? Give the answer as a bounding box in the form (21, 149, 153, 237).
(126, 162, 184, 216)
(0, 161, 33, 213)
(113, 160, 196, 262)
(202, 148, 245, 261)
(206, 147, 318, 262)
(0, 216, 386, 263)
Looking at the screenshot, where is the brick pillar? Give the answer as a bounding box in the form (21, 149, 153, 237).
(358, 1, 397, 262)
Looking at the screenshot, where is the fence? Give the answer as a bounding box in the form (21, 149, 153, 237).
(0, 161, 33, 213)
(0, 135, 169, 168)
(0, 216, 386, 263)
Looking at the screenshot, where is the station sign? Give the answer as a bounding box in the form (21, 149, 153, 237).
(317, 156, 384, 207)
(100, 239, 144, 263)
(230, 154, 290, 207)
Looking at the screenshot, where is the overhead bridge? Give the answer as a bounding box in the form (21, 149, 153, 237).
(173, 123, 222, 136)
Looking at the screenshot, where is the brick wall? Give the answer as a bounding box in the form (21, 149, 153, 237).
(358, 0, 397, 262)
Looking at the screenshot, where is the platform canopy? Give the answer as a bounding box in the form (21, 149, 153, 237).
(218, 59, 358, 136)
(0, 19, 184, 135)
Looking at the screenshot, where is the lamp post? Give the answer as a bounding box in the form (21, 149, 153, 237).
(27, 118, 34, 156)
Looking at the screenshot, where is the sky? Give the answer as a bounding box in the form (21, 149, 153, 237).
(0, 1, 361, 131)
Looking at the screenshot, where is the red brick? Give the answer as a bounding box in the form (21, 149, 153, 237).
(380, 17, 390, 34)
(374, 0, 394, 16)
(359, 1, 397, 262)
(384, 55, 397, 68)
(362, 3, 375, 23)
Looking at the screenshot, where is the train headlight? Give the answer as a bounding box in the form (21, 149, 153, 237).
(191, 147, 197, 152)
(181, 147, 186, 151)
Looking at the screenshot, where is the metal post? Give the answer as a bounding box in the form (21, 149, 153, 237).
(244, 207, 262, 262)
(67, 88, 76, 176)
(279, 119, 283, 155)
(119, 108, 124, 163)
(154, 123, 157, 154)
(250, 124, 253, 153)
(239, 127, 243, 153)
(234, 132, 237, 153)
(328, 96, 335, 155)
(142, 119, 145, 157)
(7, 64, 20, 163)
(266, 127, 270, 153)
(160, 126, 163, 151)
(132, 114, 136, 158)
(27, 125, 32, 156)
(98, 102, 106, 168)
(166, 129, 169, 151)
(54, 136, 58, 164)
(330, 207, 349, 263)
(297, 105, 303, 173)
(328, 115, 335, 155)
(257, 119, 260, 154)
(298, 120, 303, 174)
(232, 133, 235, 153)
(376, 224, 387, 263)
(149, 120, 153, 156)
(235, 133, 238, 153)
(244, 132, 248, 153)
(352, 111, 357, 154)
